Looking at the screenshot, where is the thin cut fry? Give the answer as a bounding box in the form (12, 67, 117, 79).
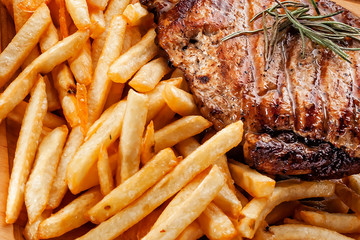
(87, 0, 108, 10)
(78, 120, 243, 240)
(154, 115, 212, 152)
(121, 26, 141, 54)
(57, 0, 69, 38)
(129, 57, 171, 92)
(349, 174, 360, 195)
(118, 89, 148, 184)
(44, 75, 61, 111)
(88, 15, 126, 123)
(162, 85, 200, 116)
(89, 7, 106, 39)
(98, 145, 114, 196)
(266, 201, 300, 225)
(335, 183, 360, 215)
(152, 105, 176, 130)
(85, 103, 116, 141)
(108, 28, 158, 83)
(0, 3, 51, 88)
(140, 121, 155, 165)
(68, 39, 92, 86)
(6, 77, 47, 224)
(88, 148, 178, 223)
(38, 188, 102, 239)
(65, 0, 90, 30)
(122, 2, 149, 26)
(76, 83, 88, 135)
(39, 22, 59, 53)
(25, 125, 68, 223)
(23, 210, 51, 240)
(176, 221, 204, 240)
(104, 82, 125, 110)
(47, 126, 84, 209)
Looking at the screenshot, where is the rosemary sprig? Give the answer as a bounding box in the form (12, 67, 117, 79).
(221, 0, 360, 66)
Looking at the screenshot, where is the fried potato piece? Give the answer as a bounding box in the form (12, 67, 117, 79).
(68, 39, 92, 86)
(98, 145, 115, 196)
(335, 182, 360, 215)
(176, 221, 204, 240)
(122, 2, 149, 26)
(65, 0, 90, 30)
(349, 174, 360, 195)
(140, 121, 155, 165)
(23, 210, 51, 240)
(89, 7, 106, 39)
(162, 85, 200, 116)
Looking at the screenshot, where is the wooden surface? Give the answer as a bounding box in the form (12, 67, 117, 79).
(333, 0, 360, 16)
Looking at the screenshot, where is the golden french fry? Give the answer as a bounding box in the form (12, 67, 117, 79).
(98, 145, 115, 196)
(122, 2, 149, 26)
(76, 83, 88, 135)
(121, 26, 141, 54)
(268, 224, 353, 240)
(335, 182, 360, 215)
(236, 180, 335, 239)
(0, 30, 89, 122)
(78, 120, 243, 240)
(44, 75, 61, 111)
(171, 68, 185, 79)
(129, 57, 171, 92)
(265, 201, 300, 225)
(104, 82, 125, 110)
(229, 160, 275, 198)
(301, 196, 349, 214)
(152, 105, 176, 130)
(162, 85, 200, 116)
(118, 89, 148, 184)
(68, 39, 92, 86)
(23, 210, 51, 240)
(38, 188, 102, 239)
(0, 122, 13, 239)
(6, 77, 47, 224)
(140, 121, 155, 165)
(176, 221, 204, 240)
(143, 165, 226, 240)
(108, 28, 158, 83)
(235, 188, 249, 207)
(0, 3, 51, 88)
(66, 100, 126, 194)
(349, 174, 360, 195)
(39, 22, 59, 52)
(89, 7, 106, 39)
(47, 126, 84, 209)
(87, 0, 108, 10)
(154, 115, 212, 152)
(197, 202, 237, 240)
(0, 4, 15, 52)
(88, 15, 126, 123)
(65, 0, 90, 30)
(25, 125, 68, 223)
(88, 148, 178, 223)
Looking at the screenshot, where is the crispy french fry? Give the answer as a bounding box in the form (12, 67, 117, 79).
(87, 0, 108, 10)
(0, 122, 13, 240)
(88, 15, 126, 123)
(154, 115, 212, 152)
(38, 188, 102, 239)
(39, 22, 59, 52)
(129, 57, 171, 92)
(265, 201, 300, 225)
(301, 196, 349, 214)
(0, 30, 89, 122)
(23, 210, 51, 240)
(12, 0, 43, 30)
(140, 121, 155, 165)
(268, 224, 353, 240)
(229, 160, 275, 198)
(152, 105, 176, 130)
(89, 7, 106, 39)
(47, 126, 84, 209)
(122, 2, 149, 26)
(88, 148, 178, 223)
(171, 68, 185, 79)
(68, 39, 92, 86)
(118, 89, 148, 183)
(98, 145, 114, 196)
(121, 26, 141, 54)
(25, 125, 68, 223)
(108, 28, 158, 83)
(104, 82, 125, 110)
(44, 75, 61, 111)
(236, 180, 336, 239)
(78, 120, 243, 239)
(0, 3, 51, 88)
(57, 0, 69, 38)
(85, 103, 116, 141)
(176, 221, 204, 240)
(162, 85, 200, 116)
(335, 183, 360, 215)
(66, 100, 126, 194)
(349, 174, 360, 195)
(142, 166, 226, 240)
(76, 83, 88, 134)
(6, 77, 47, 224)
(65, 0, 90, 30)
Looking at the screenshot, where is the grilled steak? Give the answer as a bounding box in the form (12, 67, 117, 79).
(141, 0, 360, 179)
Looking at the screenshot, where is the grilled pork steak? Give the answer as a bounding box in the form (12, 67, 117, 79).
(141, 0, 360, 179)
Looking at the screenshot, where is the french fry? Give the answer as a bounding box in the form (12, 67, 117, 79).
(122, 2, 149, 26)
(76, 83, 88, 134)
(268, 224, 354, 240)
(197, 202, 237, 240)
(47, 126, 84, 209)
(0, 122, 13, 240)
(57, 0, 69, 38)
(129, 57, 171, 92)
(88, 148, 178, 223)
(229, 160, 276, 198)
(162, 85, 200, 116)
(108, 28, 158, 83)
(265, 201, 300, 225)
(154, 115, 212, 152)
(65, 0, 91, 30)
(236, 180, 336, 239)
(0, 3, 51, 88)
(66, 100, 126, 194)
(44, 75, 61, 111)
(142, 165, 226, 240)
(98, 145, 114, 196)
(38, 188, 102, 239)
(23, 210, 51, 240)
(104, 82, 125, 110)
(349, 174, 360, 195)
(89, 7, 106, 39)
(68, 39, 92, 86)
(12, 0, 39, 30)
(140, 121, 155, 165)
(121, 26, 141, 54)
(176, 221, 204, 240)
(118, 89, 148, 184)
(6, 77, 47, 224)
(25, 125, 68, 223)
(78, 120, 243, 239)
(88, 15, 126, 123)
(0, 30, 89, 122)
(152, 105, 176, 130)
(335, 182, 360, 215)
(39, 22, 59, 52)
(0, 4, 16, 52)
(301, 196, 349, 214)
(171, 68, 185, 79)
(87, 0, 108, 10)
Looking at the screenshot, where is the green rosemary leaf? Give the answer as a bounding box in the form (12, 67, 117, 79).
(311, 0, 320, 15)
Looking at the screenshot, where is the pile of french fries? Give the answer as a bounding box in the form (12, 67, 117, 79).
(1, 0, 360, 239)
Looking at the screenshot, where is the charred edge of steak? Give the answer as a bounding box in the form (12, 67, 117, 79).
(243, 131, 360, 180)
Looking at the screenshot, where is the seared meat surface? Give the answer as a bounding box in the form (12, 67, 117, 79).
(141, 0, 360, 179)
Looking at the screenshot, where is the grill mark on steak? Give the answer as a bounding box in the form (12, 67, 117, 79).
(142, 0, 360, 179)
